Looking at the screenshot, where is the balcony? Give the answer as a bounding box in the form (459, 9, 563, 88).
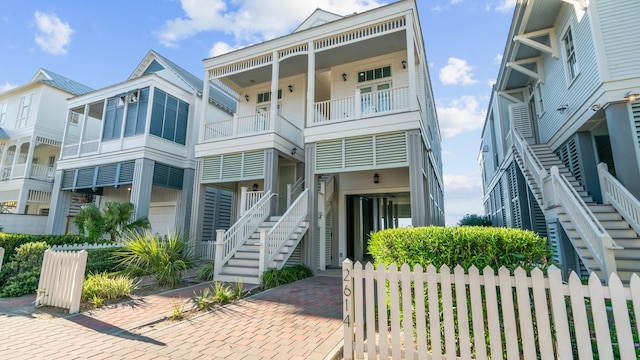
(2, 163, 55, 182)
(202, 113, 303, 147)
(313, 86, 409, 125)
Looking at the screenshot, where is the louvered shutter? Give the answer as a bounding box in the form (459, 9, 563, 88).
(509, 103, 533, 140)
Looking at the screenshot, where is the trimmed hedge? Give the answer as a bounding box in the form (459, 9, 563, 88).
(86, 247, 123, 275)
(368, 226, 551, 273)
(0, 233, 86, 264)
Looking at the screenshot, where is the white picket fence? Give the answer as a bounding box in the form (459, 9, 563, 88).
(0, 247, 4, 270)
(51, 242, 121, 251)
(342, 260, 640, 360)
(35, 249, 88, 314)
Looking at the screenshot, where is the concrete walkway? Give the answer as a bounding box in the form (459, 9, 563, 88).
(0, 275, 343, 359)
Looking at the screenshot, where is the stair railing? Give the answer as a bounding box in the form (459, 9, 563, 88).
(512, 128, 548, 201)
(259, 189, 309, 275)
(547, 166, 622, 279)
(598, 162, 640, 236)
(214, 191, 276, 278)
(286, 177, 304, 208)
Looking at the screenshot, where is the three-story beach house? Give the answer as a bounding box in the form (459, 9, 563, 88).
(47, 50, 235, 236)
(193, 0, 444, 283)
(0, 69, 93, 232)
(480, 0, 640, 282)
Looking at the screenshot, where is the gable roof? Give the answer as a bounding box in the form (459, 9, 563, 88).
(130, 50, 236, 113)
(294, 8, 344, 32)
(31, 69, 94, 96)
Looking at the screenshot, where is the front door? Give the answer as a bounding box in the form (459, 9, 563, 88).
(360, 83, 390, 114)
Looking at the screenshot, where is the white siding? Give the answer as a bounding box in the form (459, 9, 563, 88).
(596, 0, 640, 80)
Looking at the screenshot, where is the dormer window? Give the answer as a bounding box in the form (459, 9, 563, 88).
(358, 65, 391, 83)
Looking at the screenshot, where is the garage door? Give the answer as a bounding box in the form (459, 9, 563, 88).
(148, 205, 176, 236)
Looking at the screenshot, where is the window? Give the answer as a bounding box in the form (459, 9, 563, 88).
(257, 90, 282, 103)
(17, 94, 32, 126)
(0, 102, 7, 124)
(358, 65, 391, 83)
(68, 111, 80, 125)
(48, 155, 56, 168)
(124, 88, 149, 136)
(102, 94, 126, 140)
(536, 83, 545, 115)
(150, 88, 189, 145)
(562, 27, 579, 82)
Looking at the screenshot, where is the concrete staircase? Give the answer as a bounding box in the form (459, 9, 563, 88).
(216, 216, 309, 284)
(515, 143, 640, 282)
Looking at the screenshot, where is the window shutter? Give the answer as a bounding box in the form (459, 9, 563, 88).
(509, 103, 533, 139)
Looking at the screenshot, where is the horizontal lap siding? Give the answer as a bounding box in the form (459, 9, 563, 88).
(597, 0, 640, 80)
(537, 8, 600, 144)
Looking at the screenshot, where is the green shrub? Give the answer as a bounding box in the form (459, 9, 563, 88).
(82, 272, 136, 301)
(196, 261, 216, 281)
(260, 264, 313, 289)
(0, 234, 85, 264)
(458, 214, 493, 227)
(0, 241, 50, 297)
(368, 226, 550, 273)
(85, 247, 122, 274)
(117, 231, 194, 286)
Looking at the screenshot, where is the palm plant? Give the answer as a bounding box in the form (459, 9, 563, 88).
(74, 201, 150, 242)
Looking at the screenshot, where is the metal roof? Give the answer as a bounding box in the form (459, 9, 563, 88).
(37, 69, 94, 95)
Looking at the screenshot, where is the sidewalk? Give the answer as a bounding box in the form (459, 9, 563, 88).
(0, 274, 344, 359)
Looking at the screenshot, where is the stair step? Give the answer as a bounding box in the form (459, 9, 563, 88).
(594, 212, 623, 221)
(221, 265, 259, 276)
(563, 227, 638, 239)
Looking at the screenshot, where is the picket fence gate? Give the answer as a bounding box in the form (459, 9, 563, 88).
(0, 247, 4, 270)
(35, 249, 88, 314)
(342, 260, 640, 360)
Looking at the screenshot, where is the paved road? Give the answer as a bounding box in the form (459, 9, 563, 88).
(0, 275, 343, 359)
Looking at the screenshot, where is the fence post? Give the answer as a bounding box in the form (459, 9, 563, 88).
(342, 259, 354, 359)
(0, 247, 4, 271)
(286, 184, 292, 208)
(213, 230, 225, 278)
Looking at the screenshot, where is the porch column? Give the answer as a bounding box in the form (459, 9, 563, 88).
(264, 149, 279, 216)
(46, 170, 72, 234)
(24, 138, 36, 179)
(304, 142, 318, 273)
(405, 13, 417, 111)
(130, 158, 154, 220)
(306, 41, 315, 127)
(174, 168, 194, 236)
(200, 71, 211, 143)
(605, 102, 640, 198)
(408, 130, 427, 226)
(189, 159, 206, 256)
(10, 141, 23, 178)
(270, 51, 280, 129)
(0, 145, 8, 178)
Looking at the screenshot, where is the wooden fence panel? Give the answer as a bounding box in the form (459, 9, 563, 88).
(454, 265, 471, 359)
(531, 268, 555, 360)
(401, 264, 415, 360)
(414, 265, 428, 358)
(35, 249, 87, 314)
(426, 265, 441, 360)
(0, 247, 4, 271)
(589, 274, 613, 360)
(468, 266, 487, 360)
(354, 262, 365, 358)
(482, 266, 502, 360)
(376, 264, 389, 359)
(609, 273, 635, 359)
(364, 263, 376, 360)
(388, 264, 401, 359)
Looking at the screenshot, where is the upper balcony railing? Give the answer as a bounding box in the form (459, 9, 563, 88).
(202, 113, 303, 146)
(1, 163, 55, 182)
(313, 86, 410, 125)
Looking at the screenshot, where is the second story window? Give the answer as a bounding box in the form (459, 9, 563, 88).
(562, 26, 579, 83)
(17, 94, 32, 126)
(103, 94, 126, 141)
(150, 88, 189, 145)
(257, 90, 282, 103)
(358, 65, 391, 83)
(0, 102, 7, 124)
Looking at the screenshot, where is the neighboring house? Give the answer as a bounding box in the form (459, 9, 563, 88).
(47, 50, 235, 236)
(193, 0, 444, 283)
(479, 0, 640, 282)
(0, 69, 93, 225)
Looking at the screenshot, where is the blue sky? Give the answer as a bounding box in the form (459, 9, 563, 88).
(0, 0, 515, 225)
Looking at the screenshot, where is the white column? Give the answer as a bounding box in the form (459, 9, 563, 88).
(175, 168, 194, 236)
(408, 130, 427, 226)
(270, 51, 279, 130)
(189, 159, 206, 255)
(200, 71, 211, 143)
(405, 14, 417, 111)
(129, 158, 154, 220)
(304, 142, 318, 273)
(306, 41, 315, 127)
(24, 138, 36, 178)
(76, 104, 89, 156)
(10, 141, 22, 178)
(264, 149, 278, 216)
(46, 170, 72, 234)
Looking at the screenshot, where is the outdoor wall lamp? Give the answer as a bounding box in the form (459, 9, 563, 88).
(556, 104, 569, 114)
(373, 173, 380, 184)
(291, 147, 296, 155)
(288, 85, 293, 93)
(401, 60, 407, 69)
(625, 91, 640, 102)
(342, 73, 347, 81)
(590, 103, 601, 112)
(245, 94, 250, 101)
(253, 183, 259, 191)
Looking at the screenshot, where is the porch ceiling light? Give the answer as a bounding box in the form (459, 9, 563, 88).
(342, 73, 347, 81)
(253, 183, 259, 191)
(291, 147, 296, 155)
(373, 173, 380, 184)
(401, 60, 407, 69)
(288, 85, 293, 93)
(625, 91, 640, 102)
(245, 94, 250, 102)
(556, 104, 568, 114)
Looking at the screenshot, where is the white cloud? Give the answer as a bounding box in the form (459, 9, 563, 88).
(209, 41, 241, 57)
(487, 79, 496, 87)
(439, 57, 476, 86)
(443, 174, 484, 225)
(493, 53, 503, 64)
(159, 0, 388, 48)
(33, 11, 74, 55)
(437, 95, 486, 138)
(495, 0, 516, 13)
(1, 82, 16, 93)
